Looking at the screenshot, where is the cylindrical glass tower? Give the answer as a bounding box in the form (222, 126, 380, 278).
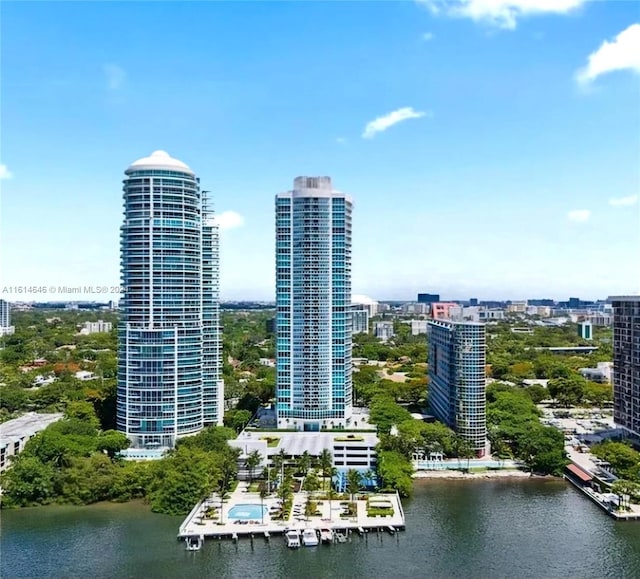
(116, 150, 222, 448)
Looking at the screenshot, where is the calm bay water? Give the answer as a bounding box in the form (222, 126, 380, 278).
(2, 480, 640, 579)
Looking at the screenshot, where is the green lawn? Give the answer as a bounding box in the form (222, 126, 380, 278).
(260, 436, 281, 448)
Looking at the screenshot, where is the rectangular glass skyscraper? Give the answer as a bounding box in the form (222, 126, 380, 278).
(275, 177, 353, 431)
(116, 150, 223, 449)
(428, 319, 487, 455)
(610, 295, 640, 439)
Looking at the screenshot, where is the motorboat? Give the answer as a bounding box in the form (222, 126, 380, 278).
(285, 529, 301, 548)
(302, 528, 319, 547)
(185, 536, 203, 551)
(320, 528, 333, 544)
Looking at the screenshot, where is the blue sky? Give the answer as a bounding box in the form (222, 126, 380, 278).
(1, 0, 639, 302)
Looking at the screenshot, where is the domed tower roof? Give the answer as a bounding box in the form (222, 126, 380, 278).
(125, 150, 194, 176)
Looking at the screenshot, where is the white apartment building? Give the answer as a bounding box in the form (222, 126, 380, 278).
(403, 319, 429, 335)
(79, 320, 113, 335)
(374, 321, 395, 342)
(0, 413, 63, 471)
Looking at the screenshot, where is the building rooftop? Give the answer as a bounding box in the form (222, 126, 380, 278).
(126, 150, 194, 176)
(608, 295, 640, 302)
(238, 430, 379, 456)
(0, 412, 63, 445)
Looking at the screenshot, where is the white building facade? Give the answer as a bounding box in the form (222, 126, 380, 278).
(116, 151, 223, 449)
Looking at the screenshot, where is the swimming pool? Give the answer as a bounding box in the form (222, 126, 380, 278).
(227, 504, 267, 520)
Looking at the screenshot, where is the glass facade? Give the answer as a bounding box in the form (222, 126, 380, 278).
(275, 177, 353, 430)
(611, 296, 640, 439)
(116, 151, 222, 448)
(428, 320, 487, 454)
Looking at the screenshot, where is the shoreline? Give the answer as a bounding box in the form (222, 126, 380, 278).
(413, 469, 535, 480)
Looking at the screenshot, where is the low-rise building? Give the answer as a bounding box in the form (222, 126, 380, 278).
(79, 320, 113, 335)
(0, 412, 64, 471)
(402, 319, 429, 335)
(374, 321, 394, 342)
(231, 430, 379, 477)
(480, 309, 505, 321)
(579, 362, 613, 383)
(430, 302, 458, 320)
(507, 300, 528, 313)
(578, 321, 593, 340)
(400, 302, 431, 315)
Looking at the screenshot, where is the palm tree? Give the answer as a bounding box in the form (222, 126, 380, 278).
(297, 450, 311, 476)
(327, 487, 337, 519)
(246, 450, 262, 484)
(346, 469, 362, 503)
(258, 481, 268, 525)
(363, 469, 375, 489)
(218, 451, 239, 525)
(319, 449, 333, 491)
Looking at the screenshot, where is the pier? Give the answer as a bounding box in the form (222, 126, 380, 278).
(178, 482, 405, 543)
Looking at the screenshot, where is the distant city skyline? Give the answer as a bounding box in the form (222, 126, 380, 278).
(1, 2, 639, 301)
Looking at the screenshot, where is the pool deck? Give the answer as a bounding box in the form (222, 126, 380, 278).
(178, 481, 405, 541)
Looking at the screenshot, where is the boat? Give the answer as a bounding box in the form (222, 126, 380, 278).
(185, 536, 203, 551)
(302, 529, 319, 547)
(320, 529, 334, 544)
(285, 529, 301, 549)
(335, 532, 347, 543)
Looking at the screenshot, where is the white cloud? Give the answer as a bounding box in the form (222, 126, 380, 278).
(418, 0, 586, 30)
(214, 210, 245, 230)
(567, 209, 591, 223)
(0, 164, 13, 180)
(362, 107, 428, 139)
(609, 194, 639, 208)
(576, 23, 640, 85)
(336, 137, 347, 145)
(422, 32, 434, 41)
(103, 64, 126, 91)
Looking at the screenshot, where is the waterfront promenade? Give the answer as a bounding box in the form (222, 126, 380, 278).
(565, 446, 640, 521)
(178, 481, 405, 540)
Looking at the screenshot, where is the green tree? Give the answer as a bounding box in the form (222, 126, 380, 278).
(525, 384, 547, 404)
(0, 386, 28, 413)
(296, 450, 312, 476)
(246, 449, 262, 483)
(258, 481, 269, 524)
(376, 450, 413, 497)
(346, 469, 362, 503)
(518, 424, 566, 475)
(591, 442, 640, 482)
(302, 471, 321, 491)
(0, 456, 56, 506)
(319, 449, 333, 491)
(369, 395, 412, 434)
(96, 430, 131, 460)
(149, 447, 222, 516)
(548, 376, 586, 407)
(584, 382, 613, 407)
(223, 409, 252, 432)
